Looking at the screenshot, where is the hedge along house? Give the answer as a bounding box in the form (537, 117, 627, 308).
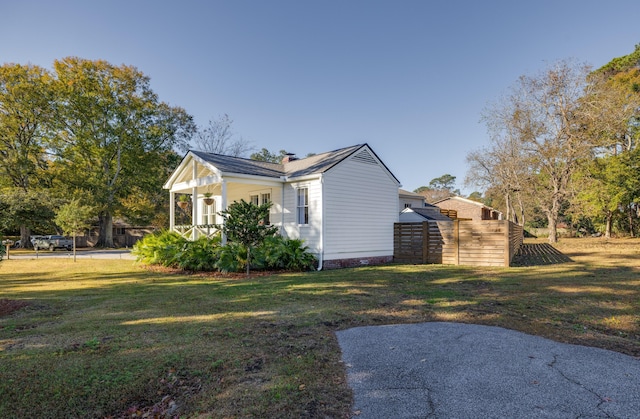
(163, 144, 401, 269)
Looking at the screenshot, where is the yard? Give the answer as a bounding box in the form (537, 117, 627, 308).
(1, 238, 639, 418)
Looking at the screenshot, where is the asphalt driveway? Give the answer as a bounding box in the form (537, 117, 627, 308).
(337, 322, 640, 418)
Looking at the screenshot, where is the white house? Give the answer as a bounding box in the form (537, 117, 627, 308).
(163, 144, 401, 269)
(399, 189, 426, 210)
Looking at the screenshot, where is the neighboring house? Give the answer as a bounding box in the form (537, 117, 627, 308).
(76, 220, 156, 248)
(399, 189, 426, 210)
(399, 205, 453, 222)
(432, 196, 502, 221)
(163, 144, 401, 269)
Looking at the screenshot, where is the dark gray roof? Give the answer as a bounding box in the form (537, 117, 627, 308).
(407, 207, 453, 221)
(190, 150, 284, 177)
(283, 144, 364, 177)
(190, 144, 372, 179)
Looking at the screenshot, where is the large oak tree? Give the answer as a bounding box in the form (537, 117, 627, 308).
(50, 57, 195, 247)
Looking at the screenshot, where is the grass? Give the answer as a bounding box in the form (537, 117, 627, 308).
(1, 237, 639, 418)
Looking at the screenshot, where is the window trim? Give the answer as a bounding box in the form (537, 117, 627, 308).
(202, 199, 215, 225)
(249, 189, 272, 225)
(297, 187, 309, 225)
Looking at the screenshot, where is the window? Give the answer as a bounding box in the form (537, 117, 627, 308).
(114, 227, 125, 236)
(261, 193, 271, 225)
(249, 191, 272, 224)
(202, 200, 214, 224)
(404, 203, 412, 208)
(297, 187, 309, 224)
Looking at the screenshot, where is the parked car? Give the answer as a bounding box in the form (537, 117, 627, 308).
(33, 235, 73, 251)
(30, 235, 45, 245)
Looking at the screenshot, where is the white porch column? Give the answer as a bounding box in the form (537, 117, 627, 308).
(191, 160, 198, 240)
(191, 186, 198, 240)
(169, 191, 175, 232)
(221, 179, 227, 245)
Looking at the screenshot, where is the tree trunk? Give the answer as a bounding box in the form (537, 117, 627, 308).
(246, 246, 251, 276)
(547, 212, 558, 244)
(604, 211, 612, 239)
(546, 198, 561, 244)
(97, 212, 114, 248)
(19, 225, 32, 249)
(516, 193, 525, 227)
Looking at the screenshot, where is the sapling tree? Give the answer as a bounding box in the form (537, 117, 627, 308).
(218, 199, 277, 275)
(54, 198, 94, 261)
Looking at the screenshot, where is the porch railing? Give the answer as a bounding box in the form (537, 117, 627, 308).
(174, 224, 219, 240)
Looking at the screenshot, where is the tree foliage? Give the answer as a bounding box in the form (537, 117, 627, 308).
(0, 188, 58, 246)
(217, 199, 278, 275)
(54, 198, 94, 260)
(468, 44, 640, 239)
(49, 57, 195, 247)
(414, 174, 459, 203)
(0, 63, 55, 245)
(250, 148, 291, 163)
(468, 60, 594, 242)
(567, 47, 640, 237)
(468, 92, 533, 225)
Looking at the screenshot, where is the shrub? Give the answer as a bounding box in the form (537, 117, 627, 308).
(131, 230, 187, 267)
(176, 235, 221, 271)
(133, 231, 317, 273)
(215, 241, 246, 273)
(264, 236, 317, 271)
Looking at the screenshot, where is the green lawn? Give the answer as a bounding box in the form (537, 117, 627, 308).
(1, 237, 639, 418)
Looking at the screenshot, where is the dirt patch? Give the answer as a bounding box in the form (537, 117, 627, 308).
(0, 299, 30, 317)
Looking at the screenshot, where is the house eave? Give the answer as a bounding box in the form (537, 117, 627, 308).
(166, 172, 285, 193)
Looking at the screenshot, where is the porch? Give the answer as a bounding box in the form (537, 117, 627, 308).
(165, 153, 283, 241)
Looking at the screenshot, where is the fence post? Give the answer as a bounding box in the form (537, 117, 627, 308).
(504, 220, 510, 267)
(422, 221, 429, 263)
(453, 219, 459, 265)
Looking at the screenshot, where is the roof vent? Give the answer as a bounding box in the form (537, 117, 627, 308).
(352, 149, 377, 165)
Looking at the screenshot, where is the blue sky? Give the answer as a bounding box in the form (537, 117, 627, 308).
(1, 0, 638, 194)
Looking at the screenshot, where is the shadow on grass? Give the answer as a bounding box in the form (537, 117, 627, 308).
(512, 243, 573, 266)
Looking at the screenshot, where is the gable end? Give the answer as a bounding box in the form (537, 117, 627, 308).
(351, 149, 378, 165)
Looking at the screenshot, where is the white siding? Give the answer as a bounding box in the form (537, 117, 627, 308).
(224, 182, 283, 228)
(322, 151, 399, 261)
(399, 196, 425, 211)
(281, 179, 323, 253)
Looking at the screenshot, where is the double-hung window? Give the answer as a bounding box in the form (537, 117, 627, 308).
(261, 193, 271, 225)
(297, 187, 309, 225)
(202, 200, 214, 225)
(250, 191, 272, 225)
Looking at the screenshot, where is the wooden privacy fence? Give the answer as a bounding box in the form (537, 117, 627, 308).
(394, 220, 524, 267)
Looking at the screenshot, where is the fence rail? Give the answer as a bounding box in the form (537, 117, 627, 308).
(394, 220, 524, 267)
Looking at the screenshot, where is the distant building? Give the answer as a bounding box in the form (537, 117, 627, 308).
(399, 189, 426, 210)
(399, 205, 453, 222)
(432, 196, 502, 221)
